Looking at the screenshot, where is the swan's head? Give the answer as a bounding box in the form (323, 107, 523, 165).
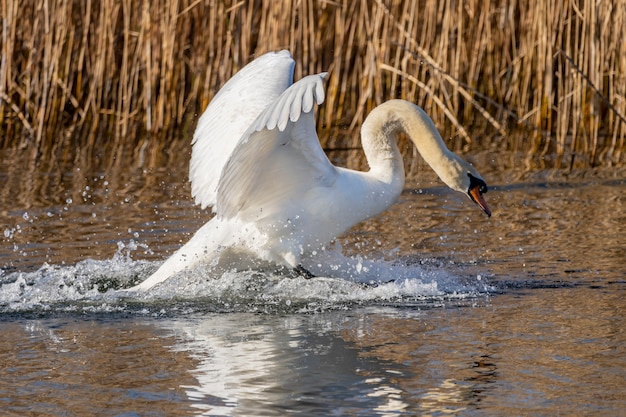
(440, 155, 491, 217)
(466, 172, 491, 217)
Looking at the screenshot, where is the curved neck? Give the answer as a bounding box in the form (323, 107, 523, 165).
(360, 99, 456, 188)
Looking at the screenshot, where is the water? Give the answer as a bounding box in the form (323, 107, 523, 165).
(1, 149, 625, 416)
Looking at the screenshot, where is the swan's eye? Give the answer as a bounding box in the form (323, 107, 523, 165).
(467, 173, 488, 194)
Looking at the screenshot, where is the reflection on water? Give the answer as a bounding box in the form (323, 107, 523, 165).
(2, 289, 623, 416)
(0, 148, 625, 415)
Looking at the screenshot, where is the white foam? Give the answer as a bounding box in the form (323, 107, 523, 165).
(0, 241, 491, 314)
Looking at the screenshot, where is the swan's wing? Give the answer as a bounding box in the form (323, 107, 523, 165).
(190, 50, 295, 210)
(216, 73, 336, 221)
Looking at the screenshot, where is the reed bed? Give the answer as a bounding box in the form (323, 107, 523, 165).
(1, 0, 624, 169)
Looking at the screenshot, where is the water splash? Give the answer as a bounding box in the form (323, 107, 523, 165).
(0, 241, 492, 315)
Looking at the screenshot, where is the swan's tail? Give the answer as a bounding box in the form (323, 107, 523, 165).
(127, 219, 230, 291)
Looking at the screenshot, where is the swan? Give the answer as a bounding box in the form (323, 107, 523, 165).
(129, 50, 491, 291)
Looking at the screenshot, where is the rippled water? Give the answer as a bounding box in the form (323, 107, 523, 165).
(1, 149, 624, 415)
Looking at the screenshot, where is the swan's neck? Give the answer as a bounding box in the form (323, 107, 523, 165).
(361, 100, 458, 190)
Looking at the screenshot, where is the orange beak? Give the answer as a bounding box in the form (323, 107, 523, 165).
(469, 185, 491, 217)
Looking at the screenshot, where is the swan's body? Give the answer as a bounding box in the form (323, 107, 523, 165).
(130, 50, 490, 291)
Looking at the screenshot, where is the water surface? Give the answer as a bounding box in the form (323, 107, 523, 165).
(1, 149, 624, 415)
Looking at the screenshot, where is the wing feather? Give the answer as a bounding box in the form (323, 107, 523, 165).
(189, 50, 295, 210)
(216, 73, 335, 221)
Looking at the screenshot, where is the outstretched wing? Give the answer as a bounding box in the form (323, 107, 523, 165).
(216, 73, 337, 221)
(190, 50, 295, 210)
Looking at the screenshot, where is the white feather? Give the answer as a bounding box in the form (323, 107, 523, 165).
(216, 73, 332, 221)
(190, 50, 295, 210)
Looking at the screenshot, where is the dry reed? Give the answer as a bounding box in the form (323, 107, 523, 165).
(1, 0, 625, 169)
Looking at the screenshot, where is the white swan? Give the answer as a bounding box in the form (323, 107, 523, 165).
(130, 50, 491, 291)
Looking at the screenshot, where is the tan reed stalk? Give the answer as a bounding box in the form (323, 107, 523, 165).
(1, 0, 625, 170)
